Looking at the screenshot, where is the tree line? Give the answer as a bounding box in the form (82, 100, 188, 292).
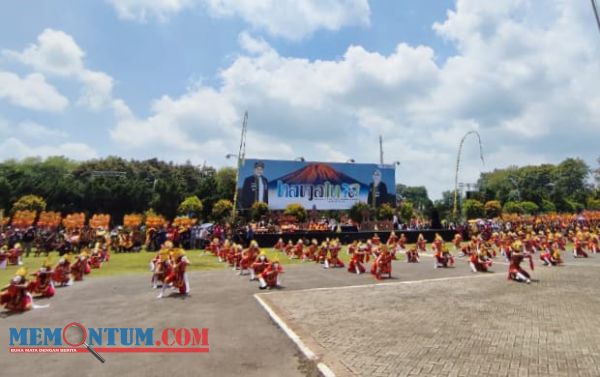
(0, 156, 237, 222)
(1, 156, 598, 225)
(398, 157, 600, 221)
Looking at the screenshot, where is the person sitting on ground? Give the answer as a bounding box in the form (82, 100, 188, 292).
(348, 243, 366, 275)
(259, 259, 283, 290)
(371, 247, 392, 280)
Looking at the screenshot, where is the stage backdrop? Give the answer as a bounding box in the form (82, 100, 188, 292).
(237, 159, 396, 210)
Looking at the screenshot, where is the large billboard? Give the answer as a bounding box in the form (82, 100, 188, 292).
(237, 159, 396, 210)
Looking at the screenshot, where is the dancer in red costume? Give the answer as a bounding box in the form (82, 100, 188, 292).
(316, 241, 328, 265)
(469, 246, 492, 272)
(452, 233, 463, 254)
(540, 244, 562, 266)
(372, 233, 382, 245)
(273, 238, 285, 252)
(508, 241, 534, 284)
(347, 240, 358, 256)
(434, 243, 454, 269)
(1, 268, 33, 312)
(94, 237, 110, 263)
(293, 239, 304, 259)
(159, 248, 190, 298)
(251, 252, 270, 281)
(573, 233, 589, 258)
(431, 234, 444, 255)
(218, 240, 230, 263)
(406, 246, 420, 263)
(259, 259, 283, 289)
(151, 246, 173, 289)
(348, 243, 367, 274)
(28, 260, 55, 298)
(230, 243, 243, 270)
(398, 233, 407, 252)
(89, 247, 103, 269)
(7, 243, 23, 265)
(386, 231, 398, 246)
(71, 251, 90, 281)
(416, 233, 427, 253)
(588, 232, 599, 254)
(284, 240, 294, 258)
(208, 237, 220, 257)
(324, 240, 344, 269)
(52, 255, 73, 287)
(239, 241, 259, 276)
(304, 239, 318, 262)
(371, 248, 392, 280)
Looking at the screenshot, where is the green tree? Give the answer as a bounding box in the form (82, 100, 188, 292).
(553, 158, 590, 211)
(377, 203, 394, 221)
(399, 201, 414, 223)
(215, 167, 237, 201)
(462, 199, 484, 219)
(503, 201, 523, 214)
(478, 167, 518, 203)
(395, 184, 433, 214)
(586, 197, 600, 210)
(178, 195, 203, 217)
(284, 203, 307, 222)
(565, 199, 584, 213)
(484, 200, 502, 218)
(211, 199, 233, 223)
(594, 157, 600, 189)
(519, 201, 539, 215)
(250, 201, 269, 222)
(11, 194, 47, 213)
(541, 200, 556, 213)
(433, 191, 458, 222)
(349, 202, 371, 224)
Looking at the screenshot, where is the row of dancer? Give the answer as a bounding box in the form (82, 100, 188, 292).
(0, 241, 110, 312)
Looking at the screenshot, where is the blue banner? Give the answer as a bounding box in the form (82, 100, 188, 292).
(237, 159, 396, 210)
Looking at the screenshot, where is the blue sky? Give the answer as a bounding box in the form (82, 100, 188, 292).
(0, 1, 599, 199)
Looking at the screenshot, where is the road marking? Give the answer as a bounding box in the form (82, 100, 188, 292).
(254, 293, 336, 377)
(260, 272, 499, 296)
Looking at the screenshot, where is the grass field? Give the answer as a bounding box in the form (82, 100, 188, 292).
(0, 245, 361, 283)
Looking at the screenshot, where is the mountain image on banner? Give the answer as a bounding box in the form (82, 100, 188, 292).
(272, 163, 365, 186)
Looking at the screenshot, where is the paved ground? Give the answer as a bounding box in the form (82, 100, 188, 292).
(1, 252, 598, 376)
(260, 255, 600, 377)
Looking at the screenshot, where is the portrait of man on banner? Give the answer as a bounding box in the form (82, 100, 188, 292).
(240, 161, 269, 209)
(367, 169, 390, 207)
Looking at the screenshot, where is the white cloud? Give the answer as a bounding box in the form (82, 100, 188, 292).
(18, 121, 68, 139)
(107, 0, 194, 22)
(203, 0, 370, 39)
(4, 29, 85, 76)
(111, 87, 239, 151)
(107, 0, 370, 39)
(110, 0, 600, 199)
(0, 137, 97, 161)
(3, 28, 128, 114)
(77, 70, 115, 111)
(0, 71, 68, 111)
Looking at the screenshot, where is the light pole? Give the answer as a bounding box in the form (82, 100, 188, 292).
(229, 111, 248, 224)
(226, 153, 241, 222)
(592, 0, 600, 35)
